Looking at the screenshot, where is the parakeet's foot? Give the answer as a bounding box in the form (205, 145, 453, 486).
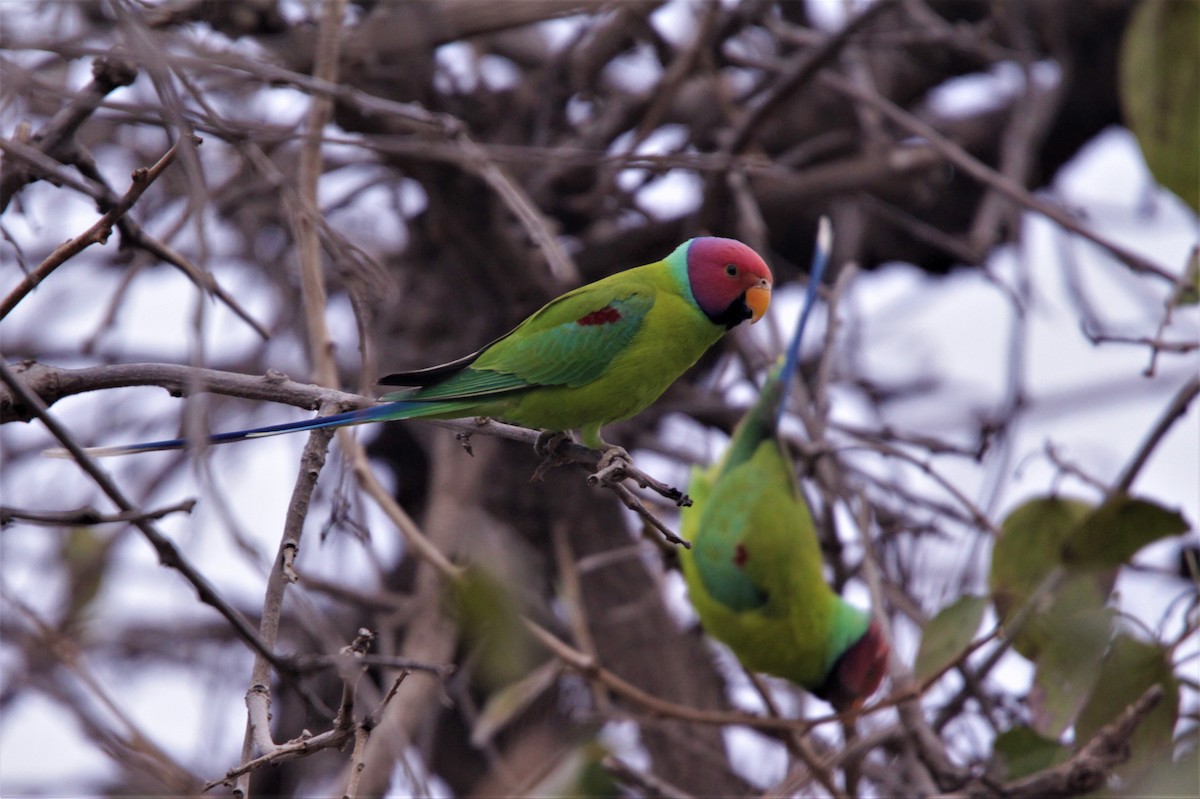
(584, 445, 693, 507)
(534, 430, 570, 458)
(587, 445, 632, 486)
(531, 430, 572, 482)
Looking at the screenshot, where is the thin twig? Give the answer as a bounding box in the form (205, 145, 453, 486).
(602, 481, 689, 548)
(1113, 375, 1200, 495)
(939, 686, 1164, 799)
(522, 617, 888, 735)
(0, 361, 324, 714)
(289, 653, 456, 679)
(728, 0, 899, 154)
(0, 498, 196, 527)
(819, 71, 1177, 283)
(0, 54, 138, 211)
(0, 137, 190, 320)
(2, 589, 201, 791)
(0, 137, 269, 339)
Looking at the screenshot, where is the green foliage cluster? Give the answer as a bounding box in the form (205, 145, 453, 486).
(918, 494, 1192, 793)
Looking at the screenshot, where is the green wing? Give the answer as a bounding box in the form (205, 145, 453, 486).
(691, 455, 771, 612)
(686, 364, 790, 611)
(389, 275, 657, 402)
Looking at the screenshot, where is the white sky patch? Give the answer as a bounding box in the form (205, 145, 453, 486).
(2, 180, 97, 260)
(435, 41, 479, 94)
(600, 718, 651, 771)
(321, 169, 411, 254)
(723, 22, 779, 65)
(614, 125, 706, 218)
(319, 129, 372, 166)
(277, 0, 313, 26)
(638, 124, 690, 156)
(386, 750, 455, 797)
(538, 15, 589, 52)
(661, 568, 698, 630)
(398, 177, 430, 218)
(806, 0, 856, 30)
(479, 54, 522, 91)
(0, 2, 87, 49)
(0, 692, 119, 795)
(725, 725, 788, 788)
(603, 43, 663, 94)
(99, 661, 248, 770)
(927, 60, 1063, 119)
(650, 0, 704, 47)
(638, 169, 703, 218)
(566, 94, 594, 127)
(252, 83, 311, 123)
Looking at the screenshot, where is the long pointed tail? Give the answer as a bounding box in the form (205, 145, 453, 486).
(43, 401, 435, 458)
(774, 215, 831, 427)
(722, 219, 834, 469)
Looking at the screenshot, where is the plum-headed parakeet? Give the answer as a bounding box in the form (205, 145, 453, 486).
(679, 223, 888, 711)
(69, 238, 772, 456)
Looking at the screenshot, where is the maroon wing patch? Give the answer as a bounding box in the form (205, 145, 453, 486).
(576, 306, 622, 326)
(733, 543, 749, 568)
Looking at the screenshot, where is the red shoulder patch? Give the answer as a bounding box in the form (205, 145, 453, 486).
(577, 306, 622, 326)
(733, 544, 749, 568)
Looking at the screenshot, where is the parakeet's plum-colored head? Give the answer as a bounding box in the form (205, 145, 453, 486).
(817, 619, 890, 711)
(683, 238, 773, 329)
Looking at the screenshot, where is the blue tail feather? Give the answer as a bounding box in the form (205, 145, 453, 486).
(45, 401, 425, 458)
(774, 216, 831, 428)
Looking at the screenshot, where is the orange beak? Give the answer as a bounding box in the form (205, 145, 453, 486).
(745, 282, 771, 323)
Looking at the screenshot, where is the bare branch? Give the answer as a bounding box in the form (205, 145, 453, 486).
(0, 498, 196, 527)
(1114, 375, 1200, 495)
(942, 686, 1165, 799)
(820, 71, 1177, 283)
(0, 360, 321, 711)
(0, 54, 138, 211)
(0, 137, 190, 320)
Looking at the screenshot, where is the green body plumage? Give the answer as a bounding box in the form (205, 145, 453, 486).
(380, 257, 730, 449)
(679, 221, 888, 709)
(680, 371, 871, 691)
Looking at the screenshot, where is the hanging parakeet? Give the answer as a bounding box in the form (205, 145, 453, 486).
(64, 238, 772, 456)
(679, 221, 888, 711)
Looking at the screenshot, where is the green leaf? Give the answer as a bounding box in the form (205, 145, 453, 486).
(991, 497, 1113, 659)
(60, 527, 113, 633)
(1076, 633, 1180, 784)
(1060, 495, 1190, 571)
(451, 564, 539, 690)
(992, 725, 1073, 781)
(1120, 0, 1200, 212)
(914, 595, 987, 683)
(1121, 742, 1199, 798)
(991, 497, 1093, 611)
(1028, 606, 1116, 738)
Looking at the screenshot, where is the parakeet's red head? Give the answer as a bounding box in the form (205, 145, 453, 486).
(817, 619, 890, 711)
(684, 238, 773, 329)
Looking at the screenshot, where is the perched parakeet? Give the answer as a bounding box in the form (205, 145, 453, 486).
(68, 238, 772, 456)
(679, 223, 888, 711)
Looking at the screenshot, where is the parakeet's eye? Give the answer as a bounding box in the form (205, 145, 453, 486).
(725, 263, 738, 276)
